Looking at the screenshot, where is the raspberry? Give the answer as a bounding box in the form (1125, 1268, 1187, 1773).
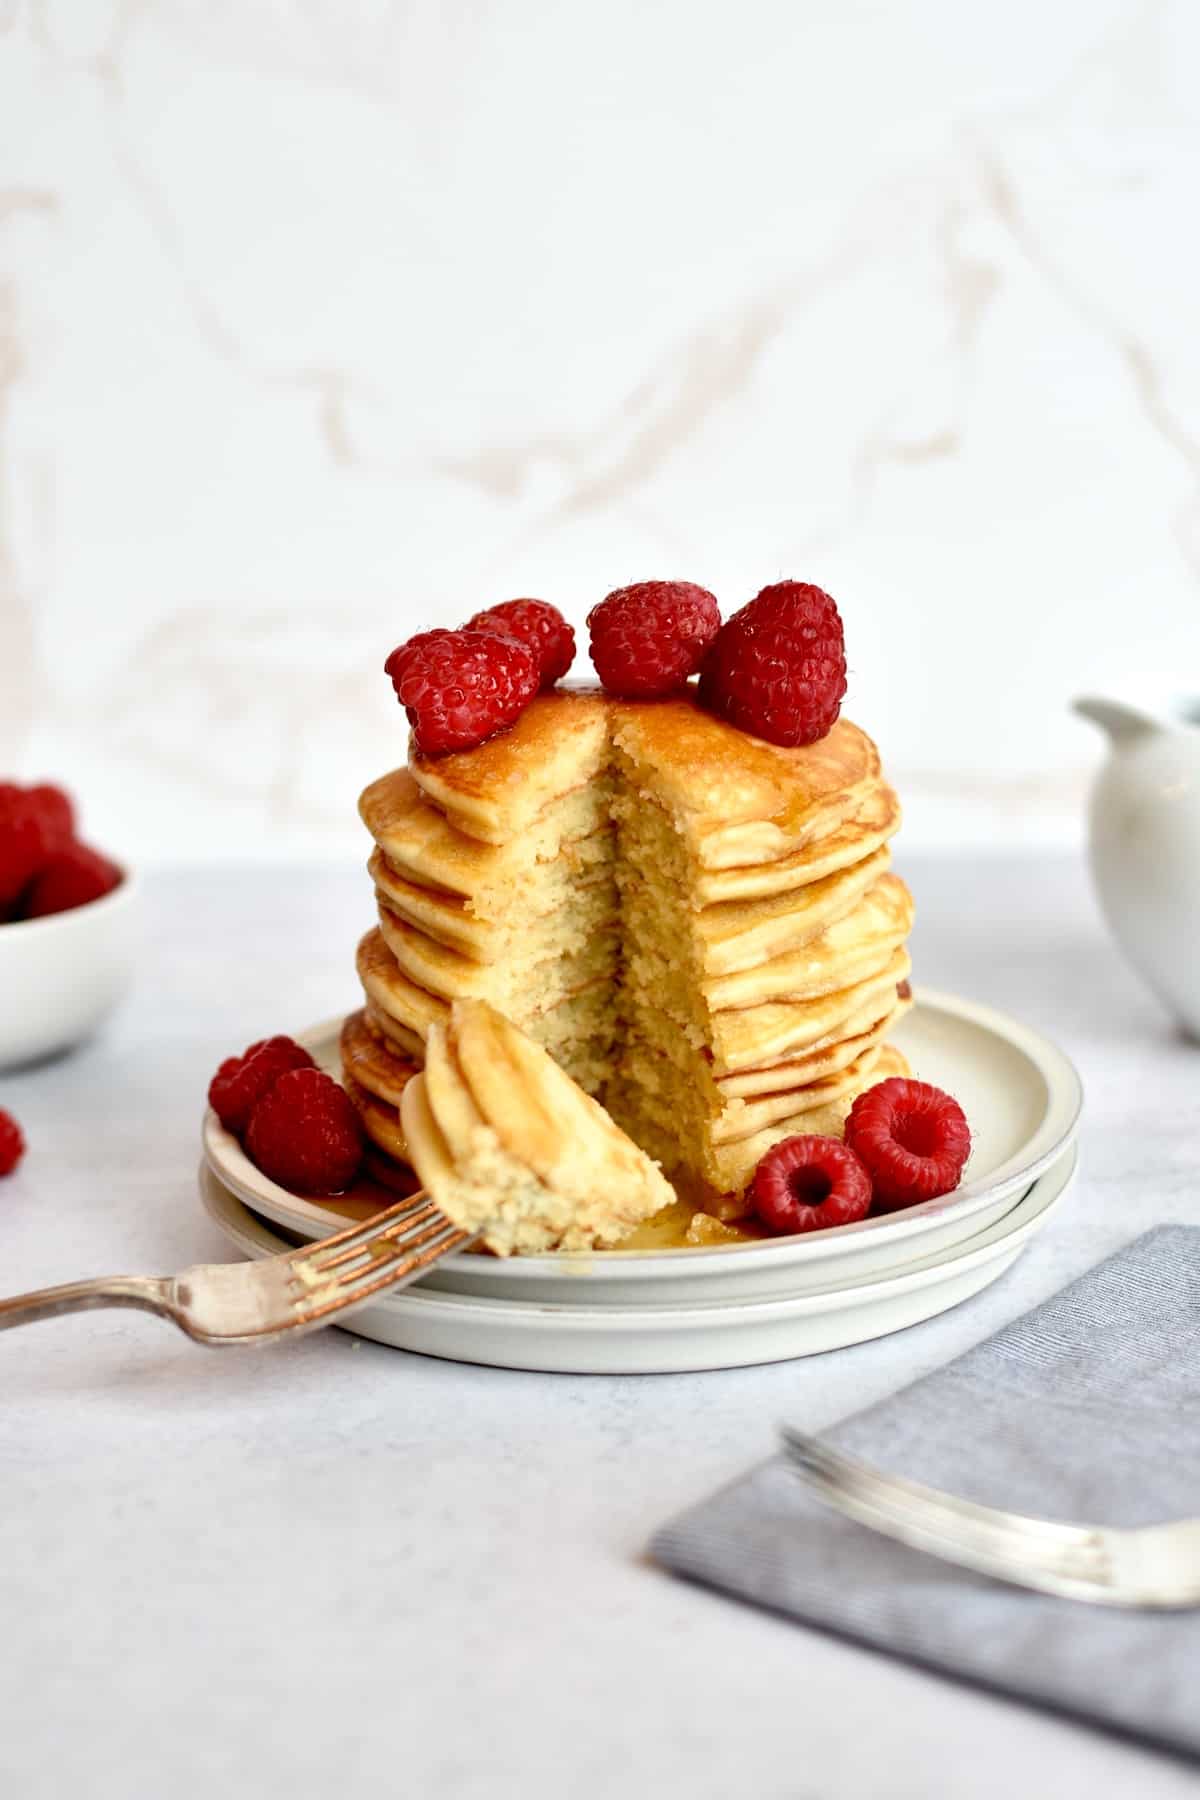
(586, 580, 720, 698)
(22, 842, 121, 919)
(699, 580, 847, 746)
(384, 628, 539, 754)
(749, 1135, 872, 1236)
(844, 1077, 971, 1211)
(0, 781, 83, 910)
(245, 1068, 364, 1195)
(0, 787, 49, 907)
(208, 1035, 316, 1137)
(465, 599, 575, 690)
(25, 784, 75, 850)
(0, 1109, 24, 1177)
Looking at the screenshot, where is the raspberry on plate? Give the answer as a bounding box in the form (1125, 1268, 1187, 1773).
(586, 580, 720, 698)
(384, 628, 539, 754)
(844, 1077, 971, 1211)
(0, 1109, 24, 1177)
(245, 1067, 364, 1195)
(699, 580, 847, 746)
(465, 600, 575, 690)
(749, 1134, 873, 1236)
(22, 843, 121, 919)
(208, 1035, 316, 1137)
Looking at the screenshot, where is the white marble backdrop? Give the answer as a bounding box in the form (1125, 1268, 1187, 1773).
(1, 0, 1198, 862)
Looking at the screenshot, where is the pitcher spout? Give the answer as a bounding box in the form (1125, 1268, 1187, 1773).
(1072, 695, 1161, 745)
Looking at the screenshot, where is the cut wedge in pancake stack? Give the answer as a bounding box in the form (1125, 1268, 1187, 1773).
(347, 686, 915, 1224)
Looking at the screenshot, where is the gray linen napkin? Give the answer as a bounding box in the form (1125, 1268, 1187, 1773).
(652, 1226, 1200, 1760)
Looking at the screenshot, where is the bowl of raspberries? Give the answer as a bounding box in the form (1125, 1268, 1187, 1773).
(0, 779, 136, 1068)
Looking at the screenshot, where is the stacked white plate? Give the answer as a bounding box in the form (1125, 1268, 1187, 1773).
(200, 988, 1082, 1373)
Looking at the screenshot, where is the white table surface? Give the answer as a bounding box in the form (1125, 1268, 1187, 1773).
(1, 856, 1197, 1800)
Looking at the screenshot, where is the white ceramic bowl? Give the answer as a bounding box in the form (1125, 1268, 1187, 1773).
(0, 870, 140, 1067)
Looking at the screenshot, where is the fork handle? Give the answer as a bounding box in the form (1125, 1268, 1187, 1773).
(0, 1275, 171, 1332)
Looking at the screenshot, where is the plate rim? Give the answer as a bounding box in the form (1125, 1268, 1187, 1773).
(198, 1140, 1077, 1331)
(201, 985, 1083, 1276)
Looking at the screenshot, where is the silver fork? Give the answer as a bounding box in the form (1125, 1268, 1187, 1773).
(0, 1193, 475, 1347)
(780, 1428, 1200, 1610)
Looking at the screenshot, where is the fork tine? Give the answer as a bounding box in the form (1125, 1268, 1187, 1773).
(293, 1193, 435, 1269)
(306, 1200, 444, 1274)
(291, 1222, 471, 1321)
(333, 1222, 469, 1297)
(316, 1213, 462, 1289)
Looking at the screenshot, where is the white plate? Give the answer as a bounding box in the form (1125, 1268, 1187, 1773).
(201, 987, 1082, 1306)
(198, 1143, 1077, 1373)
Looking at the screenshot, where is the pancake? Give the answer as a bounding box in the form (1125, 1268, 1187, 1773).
(402, 1000, 674, 1255)
(607, 1036, 882, 1177)
(702, 874, 914, 1012)
(608, 1022, 899, 1192)
(609, 700, 888, 873)
(607, 1040, 912, 1198)
(342, 1071, 410, 1163)
(693, 783, 901, 904)
(399, 1070, 455, 1188)
(360, 766, 614, 912)
(708, 1043, 912, 1195)
(368, 837, 614, 959)
(357, 927, 449, 1037)
(358, 927, 621, 1095)
(710, 1002, 908, 1138)
(409, 688, 611, 844)
(376, 900, 620, 1012)
(614, 990, 908, 1129)
(715, 986, 911, 1097)
(708, 948, 911, 1074)
(693, 844, 891, 976)
(339, 1008, 418, 1108)
(362, 1000, 425, 1060)
(709, 1043, 884, 1145)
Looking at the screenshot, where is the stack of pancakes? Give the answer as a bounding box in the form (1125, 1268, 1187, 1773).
(343, 687, 914, 1215)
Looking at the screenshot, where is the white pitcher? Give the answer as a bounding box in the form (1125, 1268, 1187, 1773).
(1075, 696, 1200, 1038)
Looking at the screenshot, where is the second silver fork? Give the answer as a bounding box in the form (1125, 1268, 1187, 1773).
(781, 1427, 1200, 1610)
